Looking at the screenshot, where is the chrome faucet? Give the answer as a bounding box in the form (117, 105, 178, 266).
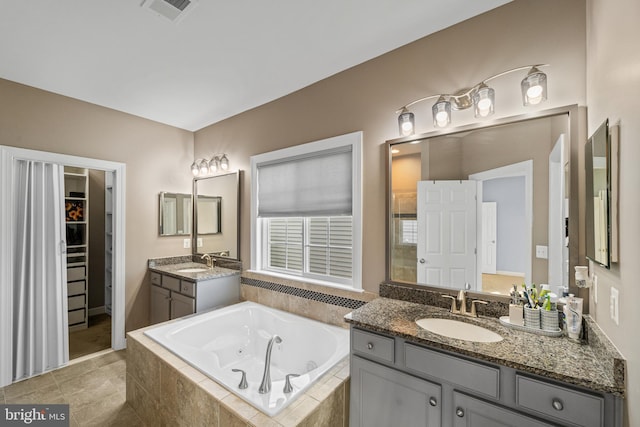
(200, 253, 213, 269)
(258, 335, 282, 394)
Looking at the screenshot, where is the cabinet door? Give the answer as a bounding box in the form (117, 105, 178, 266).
(150, 284, 170, 324)
(171, 292, 195, 319)
(453, 392, 553, 427)
(350, 355, 441, 427)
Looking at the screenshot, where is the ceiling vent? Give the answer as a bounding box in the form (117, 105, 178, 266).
(141, 0, 198, 23)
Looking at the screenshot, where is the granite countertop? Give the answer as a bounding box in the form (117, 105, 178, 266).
(345, 297, 625, 397)
(149, 262, 240, 282)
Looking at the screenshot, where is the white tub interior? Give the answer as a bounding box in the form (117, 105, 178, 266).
(144, 301, 349, 417)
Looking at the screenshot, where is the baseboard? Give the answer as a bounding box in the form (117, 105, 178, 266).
(495, 270, 525, 277)
(88, 306, 106, 317)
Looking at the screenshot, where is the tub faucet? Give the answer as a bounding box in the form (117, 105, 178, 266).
(200, 253, 213, 269)
(258, 335, 282, 394)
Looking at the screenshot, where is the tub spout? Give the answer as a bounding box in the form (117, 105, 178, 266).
(258, 335, 282, 394)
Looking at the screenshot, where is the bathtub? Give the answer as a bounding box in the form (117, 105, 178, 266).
(143, 301, 349, 417)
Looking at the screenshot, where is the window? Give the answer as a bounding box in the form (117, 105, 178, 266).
(251, 132, 362, 290)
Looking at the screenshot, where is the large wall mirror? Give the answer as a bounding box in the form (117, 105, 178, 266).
(387, 106, 579, 298)
(585, 119, 611, 268)
(193, 171, 241, 260)
(159, 192, 192, 236)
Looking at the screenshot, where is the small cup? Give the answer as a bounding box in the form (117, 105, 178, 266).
(524, 307, 541, 329)
(541, 310, 559, 331)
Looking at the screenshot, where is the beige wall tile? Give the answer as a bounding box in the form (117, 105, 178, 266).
(126, 337, 161, 396)
(219, 405, 249, 427)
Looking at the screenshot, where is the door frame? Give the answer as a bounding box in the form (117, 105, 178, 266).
(469, 160, 533, 287)
(0, 146, 126, 387)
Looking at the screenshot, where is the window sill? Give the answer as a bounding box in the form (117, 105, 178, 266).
(246, 269, 363, 293)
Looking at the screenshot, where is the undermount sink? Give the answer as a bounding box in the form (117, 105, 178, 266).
(176, 267, 209, 273)
(415, 318, 503, 343)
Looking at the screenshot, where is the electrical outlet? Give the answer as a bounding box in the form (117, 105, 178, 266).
(535, 245, 548, 259)
(593, 274, 598, 304)
(183, 238, 190, 249)
(197, 238, 203, 247)
(610, 286, 619, 325)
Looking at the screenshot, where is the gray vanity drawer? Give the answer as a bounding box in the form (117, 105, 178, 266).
(516, 375, 604, 427)
(352, 328, 395, 363)
(180, 280, 195, 297)
(404, 343, 500, 399)
(162, 275, 181, 292)
(150, 272, 162, 286)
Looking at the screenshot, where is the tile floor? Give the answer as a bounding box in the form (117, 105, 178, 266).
(69, 314, 112, 360)
(1, 350, 143, 426)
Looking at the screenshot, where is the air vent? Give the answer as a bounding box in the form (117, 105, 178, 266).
(141, 0, 198, 23)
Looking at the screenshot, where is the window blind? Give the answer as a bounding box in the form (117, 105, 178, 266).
(257, 148, 352, 217)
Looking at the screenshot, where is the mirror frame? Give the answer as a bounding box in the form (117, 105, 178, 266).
(192, 170, 242, 260)
(384, 105, 582, 300)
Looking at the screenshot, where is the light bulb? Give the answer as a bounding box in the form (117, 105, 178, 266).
(432, 97, 451, 128)
(397, 109, 415, 136)
(521, 67, 547, 106)
(191, 161, 199, 176)
(199, 159, 209, 175)
(209, 157, 219, 173)
(220, 154, 229, 170)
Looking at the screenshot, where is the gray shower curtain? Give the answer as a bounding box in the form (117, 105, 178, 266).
(12, 159, 68, 381)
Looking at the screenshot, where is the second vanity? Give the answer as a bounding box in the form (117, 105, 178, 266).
(148, 257, 241, 324)
(346, 297, 625, 427)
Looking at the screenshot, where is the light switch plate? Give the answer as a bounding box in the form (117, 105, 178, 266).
(197, 238, 203, 247)
(535, 245, 548, 259)
(610, 286, 619, 325)
(183, 238, 190, 249)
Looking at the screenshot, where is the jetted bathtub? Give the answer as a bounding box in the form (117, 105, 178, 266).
(144, 301, 349, 417)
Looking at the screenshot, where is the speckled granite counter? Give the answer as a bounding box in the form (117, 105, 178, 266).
(149, 262, 240, 282)
(345, 297, 625, 397)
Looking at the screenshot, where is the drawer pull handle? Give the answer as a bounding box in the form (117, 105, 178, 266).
(456, 407, 465, 418)
(429, 397, 437, 407)
(552, 398, 564, 411)
(367, 342, 374, 350)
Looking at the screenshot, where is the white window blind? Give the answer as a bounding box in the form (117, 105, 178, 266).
(257, 147, 352, 217)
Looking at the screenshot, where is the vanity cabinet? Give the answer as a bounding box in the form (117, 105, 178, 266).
(350, 326, 621, 427)
(351, 355, 441, 426)
(149, 270, 240, 324)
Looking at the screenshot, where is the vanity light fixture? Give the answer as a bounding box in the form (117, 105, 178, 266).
(190, 153, 230, 177)
(396, 64, 549, 134)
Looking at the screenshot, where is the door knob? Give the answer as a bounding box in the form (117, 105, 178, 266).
(419, 258, 426, 264)
(429, 397, 437, 407)
(456, 407, 465, 417)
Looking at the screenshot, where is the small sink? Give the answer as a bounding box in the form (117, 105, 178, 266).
(415, 318, 503, 343)
(176, 267, 209, 273)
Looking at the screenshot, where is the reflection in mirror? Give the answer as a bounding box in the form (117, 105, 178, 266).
(388, 108, 576, 297)
(194, 171, 241, 259)
(196, 196, 221, 234)
(585, 119, 610, 268)
(159, 192, 192, 236)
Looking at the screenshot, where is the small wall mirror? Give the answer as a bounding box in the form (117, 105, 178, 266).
(196, 196, 222, 234)
(387, 106, 579, 298)
(194, 171, 241, 259)
(159, 192, 192, 236)
(585, 119, 610, 268)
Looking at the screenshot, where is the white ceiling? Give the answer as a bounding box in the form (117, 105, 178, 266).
(0, 0, 510, 131)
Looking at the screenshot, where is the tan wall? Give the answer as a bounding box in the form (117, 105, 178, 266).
(586, 0, 640, 425)
(194, 0, 587, 294)
(0, 78, 194, 332)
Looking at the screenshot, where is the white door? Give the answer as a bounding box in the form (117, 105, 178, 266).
(417, 181, 477, 289)
(481, 202, 497, 274)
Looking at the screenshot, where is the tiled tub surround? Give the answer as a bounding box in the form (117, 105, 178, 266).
(127, 327, 350, 426)
(240, 271, 377, 328)
(143, 301, 349, 417)
(345, 297, 625, 396)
